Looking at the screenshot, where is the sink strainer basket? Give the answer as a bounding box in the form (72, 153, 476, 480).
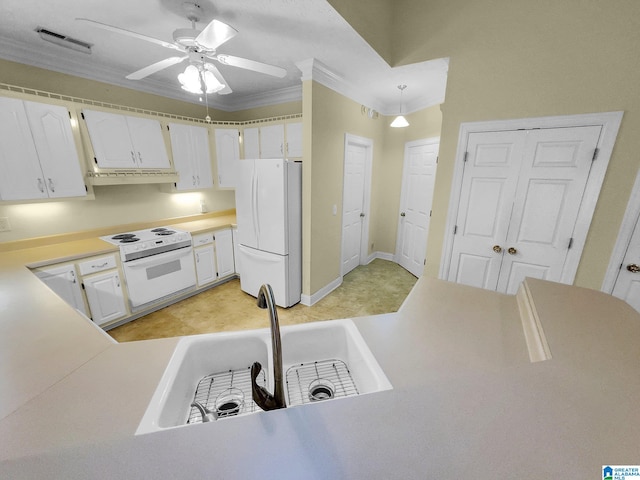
(285, 359, 359, 406)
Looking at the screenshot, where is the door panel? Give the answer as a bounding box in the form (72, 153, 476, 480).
(448, 131, 525, 290)
(341, 142, 367, 275)
(256, 159, 287, 255)
(397, 139, 438, 277)
(497, 126, 600, 294)
(612, 208, 640, 313)
(127, 116, 170, 169)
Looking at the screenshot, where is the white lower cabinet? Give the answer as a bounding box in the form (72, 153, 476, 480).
(78, 254, 128, 326)
(193, 228, 236, 287)
(83, 271, 128, 326)
(34, 263, 88, 316)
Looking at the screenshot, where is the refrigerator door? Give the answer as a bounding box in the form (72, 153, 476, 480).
(238, 244, 294, 307)
(255, 159, 288, 255)
(235, 159, 258, 249)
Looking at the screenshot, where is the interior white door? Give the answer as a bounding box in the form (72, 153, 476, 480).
(341, 138, 368, 275)
(396, 138, 439, 277)
(449, 126, 601, 294)
(612, 212, 640, 313)
(448, 131, 525, 290)
(496, 126, 601, 294)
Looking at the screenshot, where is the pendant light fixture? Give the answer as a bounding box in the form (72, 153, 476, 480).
(390, 84, 409, 128)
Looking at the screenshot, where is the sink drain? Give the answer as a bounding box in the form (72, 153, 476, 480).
(308, 379, 335, 402)
(215, 388, 244, 417)
(286, 359, 359, 406)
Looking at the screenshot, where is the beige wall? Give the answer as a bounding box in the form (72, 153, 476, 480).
(336, 0, 640, 290)
(304, 81, 442, 296)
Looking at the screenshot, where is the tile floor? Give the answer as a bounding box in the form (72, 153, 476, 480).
(108, 259, 417, 342)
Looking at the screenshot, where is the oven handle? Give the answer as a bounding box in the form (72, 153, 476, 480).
(124, 246, 193, 269)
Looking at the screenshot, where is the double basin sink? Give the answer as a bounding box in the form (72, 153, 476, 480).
(137, 319, 392, 434)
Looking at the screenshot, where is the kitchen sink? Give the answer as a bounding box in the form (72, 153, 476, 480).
(136, 319, 391, 435)
(136, 329, 271, 435)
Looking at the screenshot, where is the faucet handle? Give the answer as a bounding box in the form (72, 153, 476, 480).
(251, 361, 286, 411)
(191, 401, 218, 422)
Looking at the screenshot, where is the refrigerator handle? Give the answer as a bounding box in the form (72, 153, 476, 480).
(252, 167, 260, 244)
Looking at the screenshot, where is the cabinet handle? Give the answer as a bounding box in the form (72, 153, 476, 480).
(130, 151, 136, 164)
(115, 275, 120, 288)
(192, 175, 196, 186)
(93, 262, 109, 269)
(286, 142, 289, 155)
(197, 175, 200, 185)
(37, 178, 45, 193)
(70, 270, 76, 284)
(47, 178, 55, 193)
(137, 152, 143, 163)
(280, 144, 283, 154)
(196, 253, 200, 263)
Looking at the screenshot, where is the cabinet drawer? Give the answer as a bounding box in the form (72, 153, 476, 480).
(79, 255, 117, 275)
(193, 232, 214, 246)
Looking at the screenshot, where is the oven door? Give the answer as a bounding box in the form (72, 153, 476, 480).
(122, 246, 196, 309)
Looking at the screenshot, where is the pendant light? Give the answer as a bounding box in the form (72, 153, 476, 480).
(390, 84, 409, 128)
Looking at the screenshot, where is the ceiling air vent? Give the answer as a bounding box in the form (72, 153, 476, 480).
(36, 27, 92, 54)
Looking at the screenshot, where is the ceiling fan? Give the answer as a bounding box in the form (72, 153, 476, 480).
(76, 2, 286, 95)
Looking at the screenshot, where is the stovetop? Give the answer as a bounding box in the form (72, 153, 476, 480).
(100, 227, 192, 262)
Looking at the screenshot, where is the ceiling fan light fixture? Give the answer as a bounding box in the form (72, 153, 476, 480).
(178, 64, 225, 94)
(390, 84, 410, 128)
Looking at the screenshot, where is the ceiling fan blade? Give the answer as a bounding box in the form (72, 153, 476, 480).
(76, 18, 184, 52)
(195, 19, 238, 50)
(215, 54, 286, 78)
(204, 63, 233, 95)
(126, 56, 188, 80)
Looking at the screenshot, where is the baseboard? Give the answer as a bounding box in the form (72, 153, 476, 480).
(301, 252, 397, 306)
(300, 276, 343, 306)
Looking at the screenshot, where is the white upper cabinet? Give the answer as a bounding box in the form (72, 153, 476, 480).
(243, 127, 260, 159)
(0, 97, 86, 201)
(214, 128, 240, 188)
(82, 109, 170, 169)
(285, 121, 303, 158)
(259, 124, 285, 158)
(168, 123, 213, 190)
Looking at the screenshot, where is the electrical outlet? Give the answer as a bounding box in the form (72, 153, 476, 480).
(0, 217, 11, 232)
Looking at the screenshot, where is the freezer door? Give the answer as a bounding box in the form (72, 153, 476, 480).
(255, 159, 288, 255)
(235, 159, 258, 249)
(238, 244, 296, 308)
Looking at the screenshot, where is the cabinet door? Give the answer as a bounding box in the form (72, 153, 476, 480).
(35, 264, 88, 316)
(195, 245, 217, 286)
(0, 97, 48, 200)
(169, 123, 198, 190)
(259, 124, 285, 158)
(126, 116, 170, 169)
(24, 101, 86, 198)
(243, 127, 260, 159)
(214, 128, 240, 188)
(83, 110, 138, 169)
(285, 122, 303, 158)
(215, 229, 235, 277)
(83, 271, 128, 326)
(191, 125, 213, 188)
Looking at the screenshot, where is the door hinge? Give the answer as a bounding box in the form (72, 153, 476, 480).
(430, 210, 432, 217)
(592, 148, 599, 161)
(619, 263, 623, 270)
(454, 225, 458, 235)
(81, 112, 85, 120)
(166, 125, 170, 131)
(68, 111, 72, 119)
(94, 157, 98, 165)
(568, 237, 574, 249)
(81, 283, 85, 290)
(423, 259, 426, 265)
(463, 152, 469, 162)
(436, 156, 439, 164)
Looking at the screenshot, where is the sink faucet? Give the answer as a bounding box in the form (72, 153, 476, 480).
(251, 284, 287, 411)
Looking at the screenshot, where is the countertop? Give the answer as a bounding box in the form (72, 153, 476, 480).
(1, 221, 640, 477)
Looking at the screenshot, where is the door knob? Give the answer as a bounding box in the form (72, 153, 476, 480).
(492, 245, 502, 253)
(400, 212, 406, 217)
(360, 212, 365, 218)
(627, 263, 640, 273)
(507, 247, 518, 255)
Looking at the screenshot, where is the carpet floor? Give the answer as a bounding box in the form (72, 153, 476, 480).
(108, 259, 417, 342)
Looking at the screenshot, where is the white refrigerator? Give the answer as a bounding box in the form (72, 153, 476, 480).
(235, 158, 302, 307)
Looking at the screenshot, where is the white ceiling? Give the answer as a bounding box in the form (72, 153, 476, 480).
(0, 0, 448, 114)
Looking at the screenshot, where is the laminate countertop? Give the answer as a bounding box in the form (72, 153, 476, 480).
(1, 224, 639, 478)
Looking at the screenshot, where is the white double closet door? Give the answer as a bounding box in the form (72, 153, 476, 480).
(448, 125, 601, 294)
